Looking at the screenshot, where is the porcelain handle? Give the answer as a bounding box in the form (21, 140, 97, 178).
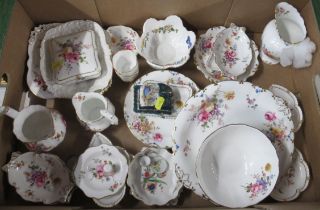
(2, 152, 22, 173)
(100, 110, 118, 125)
(0, 106, 19, 119)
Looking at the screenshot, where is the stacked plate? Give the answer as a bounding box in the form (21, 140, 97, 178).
(172, 81, 309, 208)
(27, 20, 113, 99)
(74, 133, 130, 208)
(194, 24, 259, 83)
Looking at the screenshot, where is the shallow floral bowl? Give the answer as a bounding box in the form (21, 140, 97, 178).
(196, 124, 279, 208)
(214, 24, 252, 77)
(275, 2, 307, 44)
(127, 147, 183, 206)
(194, 26, 259, 83)
(139, 15, 196, 69)
(3, 152, 74, 204)
(261, 19, 289, 63)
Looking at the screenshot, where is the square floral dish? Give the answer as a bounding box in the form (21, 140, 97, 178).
(48, 30, 101, 85)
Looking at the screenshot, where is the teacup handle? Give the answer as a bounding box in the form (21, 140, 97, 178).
(100, 110, 118, 125)
(0, 106, 19, 119)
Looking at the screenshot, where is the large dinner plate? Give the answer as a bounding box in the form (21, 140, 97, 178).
(173, 81, 294, 198)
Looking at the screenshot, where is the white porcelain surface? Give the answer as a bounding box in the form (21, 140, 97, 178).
(173, 81, 294, 198)
(27, 23, 60, 99)
(74, 144, 128, 199)
(112, 50, 139, 82)
(214, 24, 252, 77)
(127, 147, 183, 206)
(4, 152, 74, 204)
(93, 186, 126, 208)
(105, 25, 139, 55)
(261, 19, 288, 63)
(275, 2, 307, 44)
(47, 30, 101, 85)
(269, 84, 303, 132)
(271, 148, 310, 201)
(124, 70, 199, 148)
(72, 92, 118, 132)
(38, 20, 112, 98)
(195, 26, 259, 83)
(88, 133, 130, 207)
(0, 105, 66, 152)
(279, 37, 316, 69)
(139, 15, 196, 69)
(196, 125, 279, 208)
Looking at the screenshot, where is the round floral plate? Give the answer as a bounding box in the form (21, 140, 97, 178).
(173, 81, 294, 198)
(194, 26, 259, 83)
(124, 70, 199, 148)
(27, 23, 60, 99)
(105, 25, 139, 55)
(4, 152, 74, 204)
(74, 144, 128, 199)
(127, 147, 183, 206)
(271, 148, 310, 201)
(37, 20, 113, 98)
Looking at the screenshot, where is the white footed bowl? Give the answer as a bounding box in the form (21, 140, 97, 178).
(196, 124, 279, 208)
(139, 15, 195, 69)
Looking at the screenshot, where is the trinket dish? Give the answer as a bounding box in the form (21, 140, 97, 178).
(127, 147, 183, 206)
(0, 105, 66, 152)
(3, 152, 74, 204)
(173, 81, 294, 198)
(139, 15, 196, 69)
(124, 70, 199, 148)
(271, 149, 310, 201)
(38, 20, 113, 98)
(46, 30, 101, 85)
(214, 24, 252, 77)
(275, 2, 307, 44)
(269, 84, 303, 132)
(74, 144, 128, 199)
(196, 124, 279, 208)
(105, 25, 139, 55)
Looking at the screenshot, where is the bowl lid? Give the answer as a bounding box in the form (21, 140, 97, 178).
(74, 144, 128, 199)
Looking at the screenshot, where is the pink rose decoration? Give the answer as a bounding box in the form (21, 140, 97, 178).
(64, 51, 81, 63)
(31, 171, 47, 188)
(153, 133, 163, 142)
(265, 112, 277, 122)
(124, 43, 135, 50)
(96, 164, 105, 178)
(198, 110, 211, 122)
(202, 39, 212, 49)
(224, 50, 237, 62)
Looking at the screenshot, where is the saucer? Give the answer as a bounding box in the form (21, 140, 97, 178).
(124, 70, 199, 148)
